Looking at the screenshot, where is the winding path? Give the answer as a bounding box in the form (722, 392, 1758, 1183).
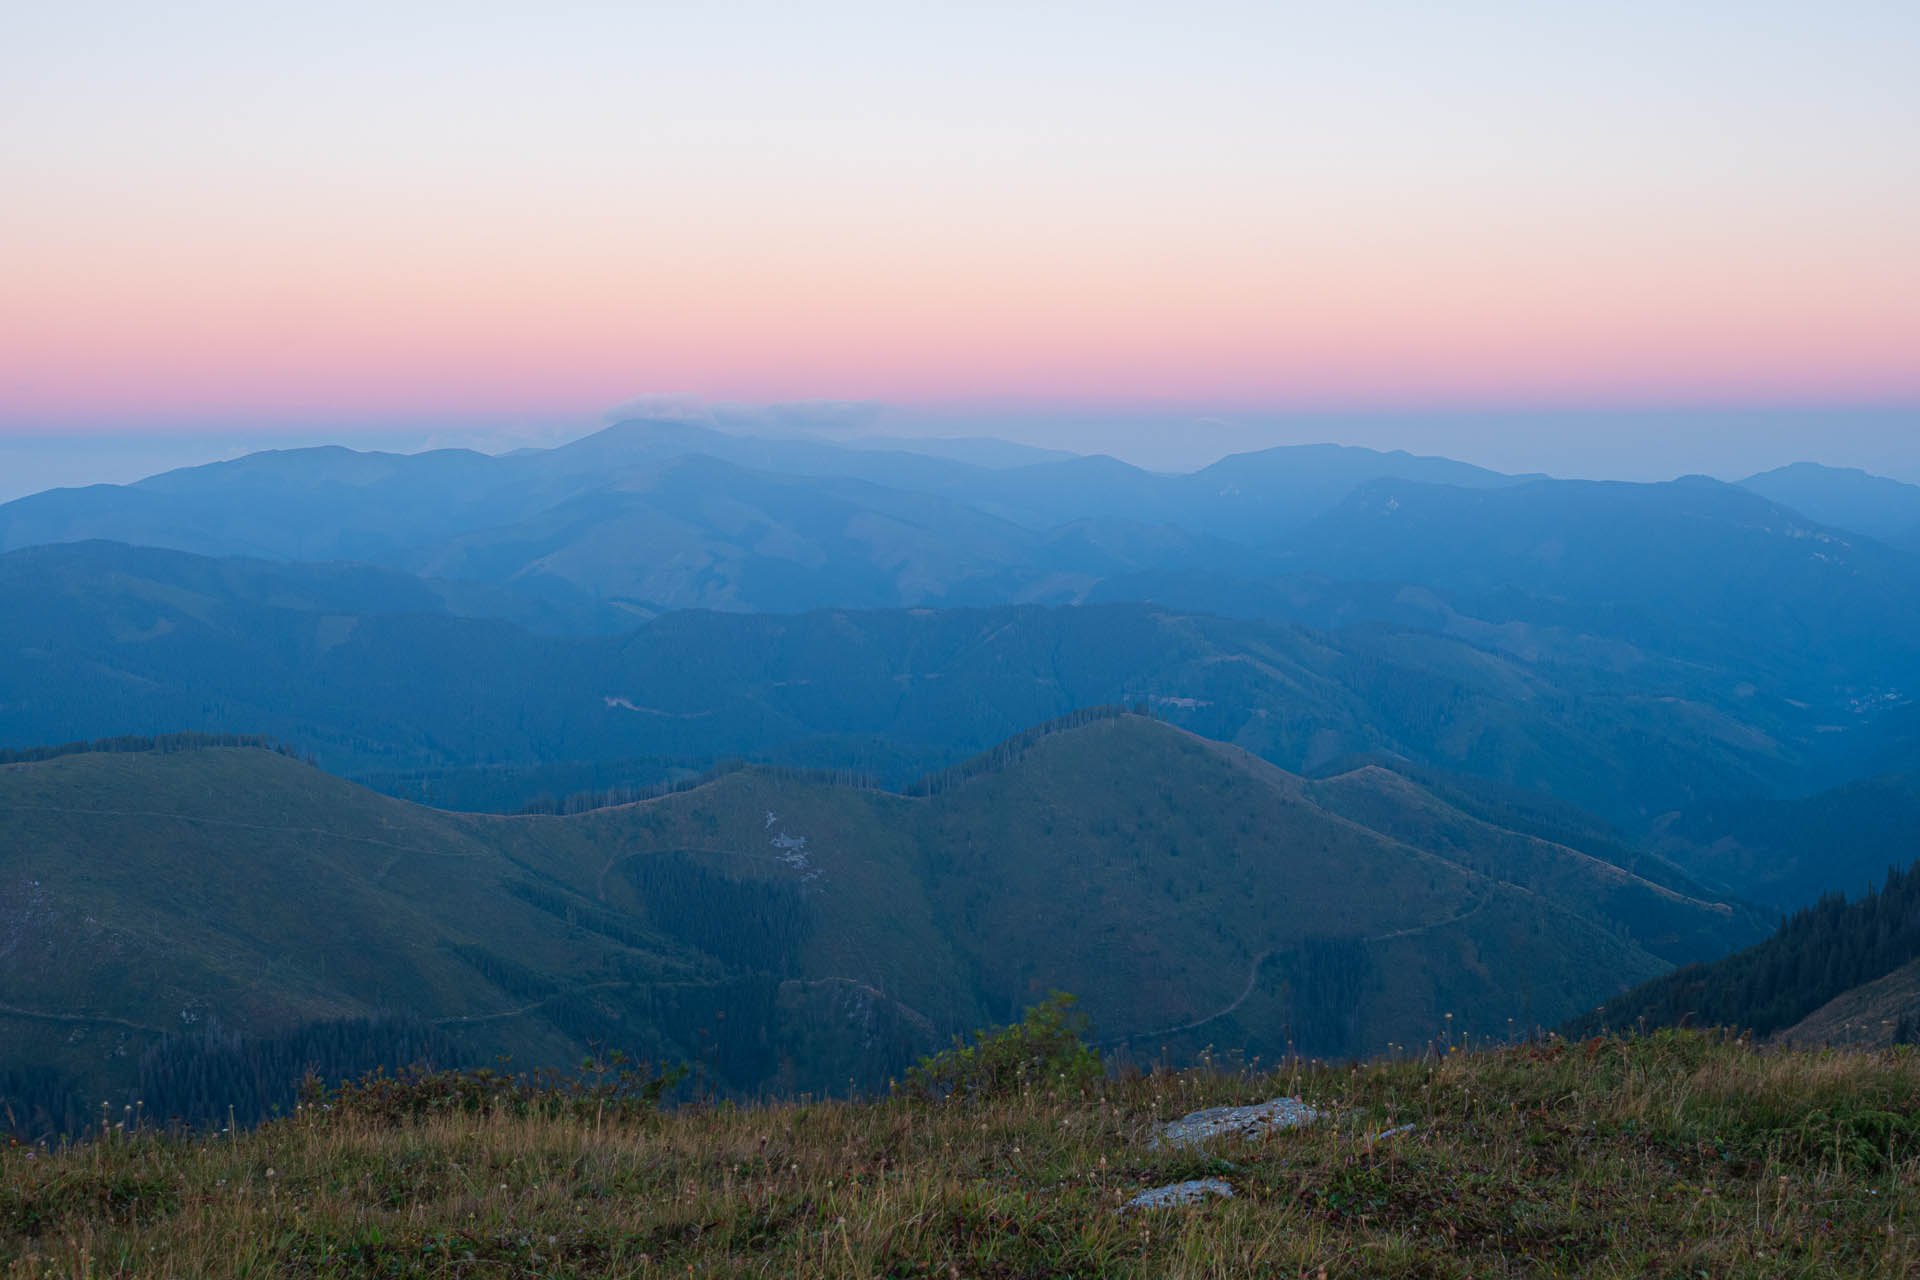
(432, 981, 637, 1026)
(1098, 949, 1275, 1047)
(1365, 895, 1488, 943)
(0, 1002, 166, 1034)
(1100, 893, 1493, 1047)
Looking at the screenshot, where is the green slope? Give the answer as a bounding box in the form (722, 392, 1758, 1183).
(1, 716, 1761, 1135)
(1304, 764, 1759, 966)
(0, 743, 727, 1128)
(1776, 956, 1920, 1047)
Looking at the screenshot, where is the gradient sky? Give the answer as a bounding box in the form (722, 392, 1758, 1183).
(3, 1, 1918, 456)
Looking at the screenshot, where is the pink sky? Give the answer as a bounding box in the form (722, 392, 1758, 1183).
(4, 2, 1917, 430)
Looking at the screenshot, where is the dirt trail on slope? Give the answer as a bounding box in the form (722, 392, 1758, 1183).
(1101, 894, 1491, 1048)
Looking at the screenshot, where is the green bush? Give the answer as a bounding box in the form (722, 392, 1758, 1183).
(900, 993, 1102, 1102)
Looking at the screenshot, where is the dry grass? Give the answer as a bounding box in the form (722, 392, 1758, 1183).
(7, 1032, 1920, 1277)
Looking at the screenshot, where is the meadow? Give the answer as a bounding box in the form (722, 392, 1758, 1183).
(6, 1030, 1920, 1277)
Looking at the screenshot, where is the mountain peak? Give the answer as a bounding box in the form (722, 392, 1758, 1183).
(1737, 461, 1920, 544)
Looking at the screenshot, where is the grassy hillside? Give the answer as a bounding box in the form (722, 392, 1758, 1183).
(6, 1033, 1920, 1277)
(0, 718, 1763, 1138)
(1778, 957, 1920, 1048)
(0, 742, 731, 1134)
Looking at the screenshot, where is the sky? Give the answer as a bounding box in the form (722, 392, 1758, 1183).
(3, 0, 1918, 487)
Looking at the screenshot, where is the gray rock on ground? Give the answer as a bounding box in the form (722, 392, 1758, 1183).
(1123, 1178, 1235, 1210)
(1147, 1097, 1321, 1151)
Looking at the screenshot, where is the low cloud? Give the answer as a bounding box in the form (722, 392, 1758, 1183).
(601, 393, 711, 425)
(603, 395, 888, 440)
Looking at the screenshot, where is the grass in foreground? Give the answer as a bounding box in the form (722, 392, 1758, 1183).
(6, 1032, 1920, 1277)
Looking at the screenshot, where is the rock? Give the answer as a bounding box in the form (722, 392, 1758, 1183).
(1148, 1097, 1321, 1150)
(1123, 1178, 1235, 1210)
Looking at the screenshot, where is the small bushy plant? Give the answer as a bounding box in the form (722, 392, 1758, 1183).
(901, 992, 1102, 1101)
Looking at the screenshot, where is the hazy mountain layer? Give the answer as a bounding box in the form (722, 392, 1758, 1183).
(7, 427, 1916, 699)
(1739, 461, 1920, 547)
(1276, 475, 1920, 693)
(0, 541, 1840, 854)
(0, 423, 1514, 573)
(1652, 769, 1920, 909)
(7, 428, 1918, 713)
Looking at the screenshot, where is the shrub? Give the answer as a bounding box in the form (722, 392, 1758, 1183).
(900, 993, 1102, 1102)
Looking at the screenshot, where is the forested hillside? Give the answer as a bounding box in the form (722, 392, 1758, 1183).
(1569, 862, 1920, 1040)
(1650, 769, 1920, 909)
(6, 425, 1920, 918)
(0, 719, 1763, 1139)
(1277, 475, 1920, 686)
(0, 541, 1841, 850)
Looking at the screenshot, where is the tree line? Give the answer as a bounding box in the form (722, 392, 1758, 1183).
(0, 731, 304, 765)
(904, 705, 1149, 797)
(1569, 860, 1920, 1038)
(623, 852, 816, 975)
(514, 759, 749, 815)
(1, 1016, 459, 1142)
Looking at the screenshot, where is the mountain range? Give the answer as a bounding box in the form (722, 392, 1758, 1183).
(0, 538, 1856, 850)
(6, 425, 1913, 699)
(0, 421, 1519, 562)
(0, 719, 1765, 1135)
(2, 425, 1916, 902)
(3, 419, 1920, 1128)
(1738, 461, 1920, 551)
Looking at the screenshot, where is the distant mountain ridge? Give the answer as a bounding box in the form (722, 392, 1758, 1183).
(0, 421, 1519, 578)
(10, 429, 1917, 687)
(9, 428, 1919, 704)
(6, 428, 1920, 917)
(1651, 768, 1920, 909)
(1274, 474, 1920, 688)
(13, 428, 1917, 580)
(1738, 461, 1920, 548)
(0, 539, 1849, 855)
